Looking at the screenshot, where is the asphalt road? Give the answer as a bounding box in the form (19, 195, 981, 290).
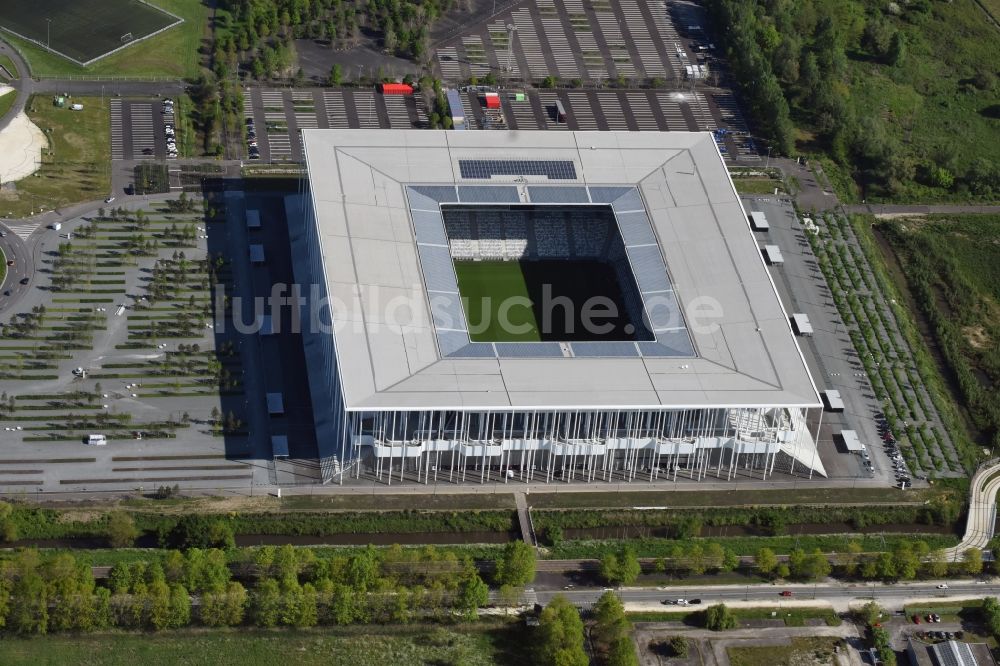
(0, 227, 31, 310)
(535, 579, 1000, 611)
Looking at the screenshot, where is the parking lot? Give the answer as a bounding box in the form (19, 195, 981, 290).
(744, 197, 900, 485)
(437, 0, 695, 85)
(0, 196, 274, 493)
(245, 85, 757, 162)
(243, 87, 430, 163)
(110, 98, 176, 161)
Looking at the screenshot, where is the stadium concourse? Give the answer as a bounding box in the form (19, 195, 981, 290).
(284, 129, 826, 487)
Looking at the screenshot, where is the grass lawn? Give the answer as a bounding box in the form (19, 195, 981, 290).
(0, 624, 527, 666)
(0, 95, 109, 219)
(630, 607, 841, 627)
(0, 53, 18, 79)
(979, 0, 1000, 22)
(455, 260, 539, 342)
(527, 485, 941, 509)
(2, 0, 208, 78)
(905, 599, 985, 624)
(727, 636, 845, 666)
(279, 493, 517, 511)
(455, 259, 637, 342)
(732, 177, 784, 195)
(0, 246, 6, 285)
(0, 88, 15, 121)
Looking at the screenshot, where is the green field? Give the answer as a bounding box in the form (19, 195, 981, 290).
(728, 637, 845, 666)
(2, 0, 208, 78)
(0, 0, 178, 64)
(0, 95, 110, 218)
(0, 88, 15, 122)
(878, 214, 1000, 446)
(0, 53, 18, 79)
(0, 626, 523, 666)
(455, 260, 635, 342)
(456, 260, 538, 342)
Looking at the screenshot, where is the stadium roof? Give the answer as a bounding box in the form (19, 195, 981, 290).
(301, 130, 820, 411)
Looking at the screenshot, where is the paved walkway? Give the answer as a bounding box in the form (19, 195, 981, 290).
(0, 41, 30, 130)
(943, 459, 1000, 561)
(514, 492, 535, 546)
(843, 203, 1000, 217)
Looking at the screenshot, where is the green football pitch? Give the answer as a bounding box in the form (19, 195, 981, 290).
(454, 260, 636, 343)
(0, 0, 179, 65)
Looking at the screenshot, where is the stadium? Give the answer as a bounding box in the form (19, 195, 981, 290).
(293, 130, 825, 485)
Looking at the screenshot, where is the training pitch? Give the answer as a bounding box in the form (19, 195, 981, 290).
(455, 260, 636, 343)
(0, 0, 181, 66)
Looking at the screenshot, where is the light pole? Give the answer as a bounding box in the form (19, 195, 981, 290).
(45, 18, 51, 51)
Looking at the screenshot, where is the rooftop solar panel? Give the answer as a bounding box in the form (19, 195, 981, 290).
(527, 186, 590, 203)
(571, 342, 640, 357)
(446, 342, 499, 358)
(495, 343, 565, 357)
(616, 211, 658, 247)
(428, 292, 467, 332)
(456, 186, 520, 203)
(459, 160, 577, 180)
(416, 244, 460, 292)
(411, 210, 448, 245)
(408, 185, 458, 202)
(588, 186, 633, 204)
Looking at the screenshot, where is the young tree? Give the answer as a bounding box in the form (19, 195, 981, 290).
(494, 540, 536, 587)
(607, 636, 639, 666)
(167, 583, 191, 628)
(925, 549, 949, 578)
(592, 591, 630, 646)
(857, 601, 883, 626)
(893, 543, 919, 581)
(704, 603, 737, 631)
(329, 64, 343, 87)
(963, 548, 984, 575)
(9, 574, 48, 634)
(0, 501, 18, 543)
(251, 578, 282, 627)
(106, 511, 139, 548)
(457, 572, 489, 619)
(537, 595, 588, 666)
(755, 547, 778, 578)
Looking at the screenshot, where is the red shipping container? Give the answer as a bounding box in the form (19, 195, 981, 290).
(379, 83, 414, 95)
(483, 95, 501, 109)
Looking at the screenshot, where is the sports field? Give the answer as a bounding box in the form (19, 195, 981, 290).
(455, 260, 637, 342)
(0, 0, 179, 65)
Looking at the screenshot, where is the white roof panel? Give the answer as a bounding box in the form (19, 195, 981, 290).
(301, 130, 820, 411)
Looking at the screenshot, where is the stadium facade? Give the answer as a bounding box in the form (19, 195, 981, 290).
(294, 130, 825, 485)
